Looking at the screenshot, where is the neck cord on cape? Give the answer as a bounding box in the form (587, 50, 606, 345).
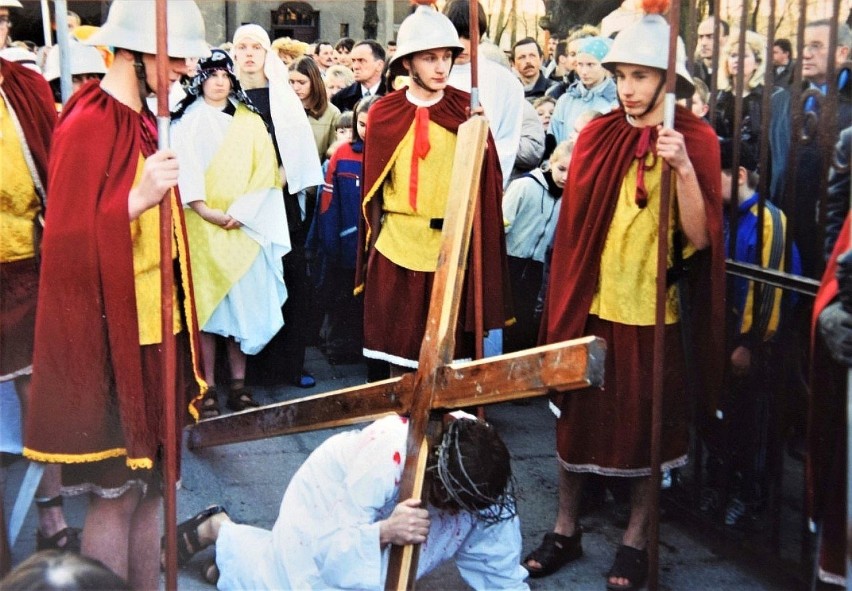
(616, 73, 665, 209)
(409, 106, 431, 210)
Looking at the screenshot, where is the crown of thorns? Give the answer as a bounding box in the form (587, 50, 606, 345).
(432, 419, 517, 524)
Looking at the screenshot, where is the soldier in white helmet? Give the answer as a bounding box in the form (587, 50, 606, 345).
(22, 1, 209, 587)
(42, 42, 107, 105)
(532, 3, 725, 589)
(354, 1, 510, 375)
(0, 0, 82, 574)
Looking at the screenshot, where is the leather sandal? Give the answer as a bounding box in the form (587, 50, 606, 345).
(36, 527, 81, 553)
(199, 388, 220, 419)
(164, 505, 227, 567)
(606, 544, 648, 590)
(522, 529, 583, 578)
(226, 387, 259, 412)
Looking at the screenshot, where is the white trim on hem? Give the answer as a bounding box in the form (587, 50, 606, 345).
(1, 365, 33, 382)
(818, 567, 846, 587)
(557, 454, 689, 478)
(363, 348, 419, 369)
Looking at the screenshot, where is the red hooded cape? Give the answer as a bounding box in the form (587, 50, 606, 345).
(25, 82, 203, 468)
(542, 106, 726, 412)
(1, 57, 55, 193)
(806, 214, 849, 579)
(355, 86, 511, 332)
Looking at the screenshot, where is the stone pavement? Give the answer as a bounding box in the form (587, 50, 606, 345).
(4, 347, 796, 590)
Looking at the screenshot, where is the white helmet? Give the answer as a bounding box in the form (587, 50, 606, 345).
(0, 46, 39, 71)
(84, 0, 210, 59)
(389, 4, 463, 77)
(43, 42, 107, 81)
(0, 1, 23, 8)
(602, 14, 694, 99)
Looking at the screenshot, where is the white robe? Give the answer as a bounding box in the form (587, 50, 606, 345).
(215, 416, 530, 590)
(448, 56, 525, 188)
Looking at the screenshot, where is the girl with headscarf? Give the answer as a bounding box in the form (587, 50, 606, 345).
(548, 36, 617, 144)
(171, 49, 290, 416)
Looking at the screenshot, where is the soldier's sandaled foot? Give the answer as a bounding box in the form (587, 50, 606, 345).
(522, 530, 583, 578)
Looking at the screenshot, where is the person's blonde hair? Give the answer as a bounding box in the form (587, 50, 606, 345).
(325, 64, 354, 87)
(565, 24, 600, 48)
(549, 140, 574, 165)
(718, 30, 767, 93)
(272, 36, 307, 63)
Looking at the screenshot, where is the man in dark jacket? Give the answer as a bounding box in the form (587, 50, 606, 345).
(331, 40, 386, 112)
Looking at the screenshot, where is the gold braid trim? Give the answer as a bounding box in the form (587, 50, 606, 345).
(126, 457, 154, 470)
(23, 447, 128, 465)
(361, 131, 409, 256)
(23, 447, 154, 470)
(171, 189, 208, 422)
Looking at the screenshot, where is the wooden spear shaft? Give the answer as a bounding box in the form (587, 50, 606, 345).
(155, 1, 179, 589)
(648, 3, 681, 590)
(465, 0, 488, 422)
(469, 0, 484, 364)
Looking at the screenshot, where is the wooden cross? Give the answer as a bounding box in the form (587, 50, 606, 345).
(187, 117, 605, 590)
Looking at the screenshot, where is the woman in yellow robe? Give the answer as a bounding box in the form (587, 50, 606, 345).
(172, 49, 290, 415)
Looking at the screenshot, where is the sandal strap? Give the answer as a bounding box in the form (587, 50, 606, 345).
(606, 544, 648, 590)
(36, 527, 81, 552)
(523, 530, 583, 578)
(169, 505, 228, 567)
(34, 495, 64, 508)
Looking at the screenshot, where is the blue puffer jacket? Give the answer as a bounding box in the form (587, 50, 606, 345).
(307, 140, 363, 285)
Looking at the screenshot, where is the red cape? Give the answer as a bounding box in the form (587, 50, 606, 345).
(806, 214, 850, 579)
(356, 86, 511, 331)
(26, 82, 202, 465)
(542, 106, 726, 411)
(1, 57, 56, 193)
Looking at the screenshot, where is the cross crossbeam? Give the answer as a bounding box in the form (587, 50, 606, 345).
(187, 116, 605, 590)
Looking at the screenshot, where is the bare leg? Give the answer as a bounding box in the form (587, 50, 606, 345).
(127, 489, 161, 591)
(199, 332, 217, 387)
(82, 487, 142, 580)
(525, 467, 584, 570)
(226, 339, 246, 384)
(608, 476, 651, 588)
(554, 468, 584, 536)
(15, 375, 72, 544)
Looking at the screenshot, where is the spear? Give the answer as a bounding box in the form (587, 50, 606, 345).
(155, 0, 179, 589)
(648, 0, 680, 589)
(468, 0, 485, 376)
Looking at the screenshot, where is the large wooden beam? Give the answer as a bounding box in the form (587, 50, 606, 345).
(188, 377, 412, 449)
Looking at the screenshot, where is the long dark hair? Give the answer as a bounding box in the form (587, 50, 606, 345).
(289, 56, 328, 119)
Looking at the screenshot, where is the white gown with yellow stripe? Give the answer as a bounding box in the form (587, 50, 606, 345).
(172, 99, 290, 354)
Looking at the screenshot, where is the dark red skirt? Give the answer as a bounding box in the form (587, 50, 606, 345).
(60, 334, 197, 497)
(555, 315, 689, 476)
(0, 258, 38, 379)
(362, 250, 472, 368)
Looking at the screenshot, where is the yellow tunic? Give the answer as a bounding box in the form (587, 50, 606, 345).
(130, 154, 182, 345)
(374, 120, 457, 272)
(589, 156, 696, 326)
(0, 97, 40, 262)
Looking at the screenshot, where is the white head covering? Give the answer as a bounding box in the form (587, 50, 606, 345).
(232, 24, 323, 194)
